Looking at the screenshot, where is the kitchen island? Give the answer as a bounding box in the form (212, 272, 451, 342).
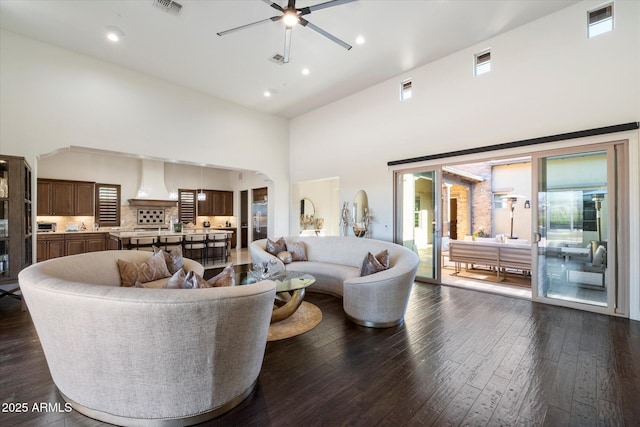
(108, 229, 234, 251)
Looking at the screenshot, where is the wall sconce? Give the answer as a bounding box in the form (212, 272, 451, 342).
(524, 200, 531, 209)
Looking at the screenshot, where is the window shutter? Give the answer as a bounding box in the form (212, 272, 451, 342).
(179, 189, 196, 223)
(95, 184, 121, 227)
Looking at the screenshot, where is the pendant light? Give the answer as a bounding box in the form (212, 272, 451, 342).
(197, 166, 206, 201)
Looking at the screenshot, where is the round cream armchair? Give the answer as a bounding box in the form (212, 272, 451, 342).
(19, 250, 276, 426)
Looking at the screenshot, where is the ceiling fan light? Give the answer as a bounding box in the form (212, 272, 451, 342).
(283, 11, 299, 27)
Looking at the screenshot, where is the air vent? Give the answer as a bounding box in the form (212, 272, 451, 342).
(153, 0, 182, 15)
(269, 53, 285, 65)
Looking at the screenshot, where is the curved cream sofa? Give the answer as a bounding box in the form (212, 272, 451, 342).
(18, 250, 276, 426)
(250, 236, 419, 328)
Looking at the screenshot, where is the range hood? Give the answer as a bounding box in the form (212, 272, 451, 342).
(128, 159, 178, 207)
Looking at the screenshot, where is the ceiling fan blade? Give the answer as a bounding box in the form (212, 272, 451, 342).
(217, 16, 281, 36)
(299, 18, 352, 50)
(283, 27, 292, 63)
(261, 0, 284, 12)
(298, 0, 358, 16)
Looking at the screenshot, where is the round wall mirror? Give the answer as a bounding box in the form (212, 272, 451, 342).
(300, 198, 315, 229)
(352, 190, 368, 237)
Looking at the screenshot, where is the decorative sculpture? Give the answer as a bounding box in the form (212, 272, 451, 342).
(340, 202, 351, 237)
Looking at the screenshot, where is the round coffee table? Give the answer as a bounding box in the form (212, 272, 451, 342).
(240, 271, 316, 323)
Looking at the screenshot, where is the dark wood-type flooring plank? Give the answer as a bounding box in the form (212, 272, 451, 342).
(1, 282, 639, 426)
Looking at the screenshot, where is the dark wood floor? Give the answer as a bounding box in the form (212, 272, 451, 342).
(1, 282, 639, 426)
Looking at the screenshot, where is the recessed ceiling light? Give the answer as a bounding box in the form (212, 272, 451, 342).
(263, 91, 272, 97)
(302, 68, 310, 76)
(105, 25, 125, 42)
(355, 35, 365, 45)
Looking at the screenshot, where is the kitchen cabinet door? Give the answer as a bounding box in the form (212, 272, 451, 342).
(65, 237, 86, 256)
(75, 182, 95, 216)
(52, 181, 74, 216)
(197, 190, 213, 216)
(37, 180, 53, 216)
(85, 234, 107, 253)
(36, 234, 65, 262)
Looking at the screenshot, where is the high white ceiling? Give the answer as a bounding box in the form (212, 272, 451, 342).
(0, 0, 577, 119)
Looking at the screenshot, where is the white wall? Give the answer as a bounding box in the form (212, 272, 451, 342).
(289, 1, 639, 319)
(0, 30, 290, 237)
(290, 0, 639, 241)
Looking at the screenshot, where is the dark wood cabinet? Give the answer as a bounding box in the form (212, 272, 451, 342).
(0, 156, 32, 284)
(196, 190, 233, 217)
(37, 232, 107, 261)
(37, 179, 94, 216)
(37, 234, 65, 262)
(74, 182, 95, 216)
(196, 189, 214, 216)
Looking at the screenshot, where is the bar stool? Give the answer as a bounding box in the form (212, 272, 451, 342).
(207, 232, 229, 264)
(183, 233, 207, 263)
(130, 237, 156, 251)
(158, 235, 183, 252)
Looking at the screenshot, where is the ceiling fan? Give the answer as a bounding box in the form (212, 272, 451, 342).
(217, 0, 357, 63)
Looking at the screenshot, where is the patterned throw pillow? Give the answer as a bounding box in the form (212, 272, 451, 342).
(163, 268, 187, 289)
(180, 270, 205, 289)
(206, 264, 235, 287)
(266, 237, 287, 255)
(286, 241, 307, 261)
(360, 250, 391, 276)
(153, 245, 184, 275)
(118, 251, 171, 287)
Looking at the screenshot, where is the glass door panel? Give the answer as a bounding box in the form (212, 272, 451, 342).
(535, 150, 611, 308)
(396, 170, 438, 281)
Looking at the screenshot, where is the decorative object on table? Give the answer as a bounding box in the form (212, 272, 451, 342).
(315, 217, 324, 230)
(300, 197, 315, 229)
(340, 202, 351, 237)
(250, 259, 280, 281)
(473, 226, 487, 238)
(352, 189, 369, 238)
(363, 207, 373, 238)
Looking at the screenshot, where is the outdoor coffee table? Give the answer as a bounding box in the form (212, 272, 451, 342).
(240, 271, 316, 323)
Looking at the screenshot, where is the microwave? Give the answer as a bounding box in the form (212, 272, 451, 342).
(37, 222, 57, 232)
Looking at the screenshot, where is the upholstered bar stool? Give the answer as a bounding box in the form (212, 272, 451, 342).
(130, 237, 156, 251)
(158, 235, 183, 252)
(207, 233, 229, 264)
(183, 233, 207, 263)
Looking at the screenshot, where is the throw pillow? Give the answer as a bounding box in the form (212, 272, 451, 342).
(360, 250, 390, 276)
(182, 270, 210, 289)
(286, 241, 307, 261)
(592, 245, 606, 267)
(374, 249, 390, 269)
(266, 237, 287, 255)
(277, 251, 292, 264)
(164, 268, 187, 289)
(207, 264, 235, 287)
(153, 245, 184, 275)
(118, 251, 171, 287)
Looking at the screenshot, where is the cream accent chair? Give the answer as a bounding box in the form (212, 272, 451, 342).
(250, 236, 419, 328)
(19, 250, 276, 426)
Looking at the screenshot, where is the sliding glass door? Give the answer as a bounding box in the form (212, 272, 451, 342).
(395, 169, 440, 282)
(533, 143, 626, 314)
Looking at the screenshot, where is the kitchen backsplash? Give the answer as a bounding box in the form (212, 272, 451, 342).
(37, 205, 237, 231)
